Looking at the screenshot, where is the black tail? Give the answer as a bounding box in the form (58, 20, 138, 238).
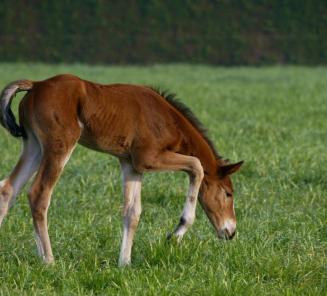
(0, 80, 33, 138)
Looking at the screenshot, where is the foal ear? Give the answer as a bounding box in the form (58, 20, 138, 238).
(219, 161, 244, 177)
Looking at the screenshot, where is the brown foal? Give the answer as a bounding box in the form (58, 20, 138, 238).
(0, 74, 243, 266)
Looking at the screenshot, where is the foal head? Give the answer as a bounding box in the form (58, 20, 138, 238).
(199, 161, 243, 240)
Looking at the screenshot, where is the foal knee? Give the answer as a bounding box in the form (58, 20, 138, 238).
(189, 158, 204, 184)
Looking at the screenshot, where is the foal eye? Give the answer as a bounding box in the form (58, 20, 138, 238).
(226, 192, 232, 197)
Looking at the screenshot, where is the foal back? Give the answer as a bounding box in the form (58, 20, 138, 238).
(21, 74, 187, 164)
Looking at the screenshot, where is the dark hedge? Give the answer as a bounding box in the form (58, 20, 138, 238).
(0, 0, 326, 65)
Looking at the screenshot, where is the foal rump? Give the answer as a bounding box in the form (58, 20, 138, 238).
(0, 79, 34, 138)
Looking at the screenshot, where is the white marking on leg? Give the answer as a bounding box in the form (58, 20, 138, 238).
(0, 134, 41, 226)
(119, 220, 133, 266)
(10, 134, 42, 203)
(118, 160, 142, 267)
(174, 159, 204, 240)
(175, 191, 197, 239)
(119, 181, 141, 266)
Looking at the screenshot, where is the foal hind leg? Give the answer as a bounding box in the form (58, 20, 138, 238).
(28, 138, 78, 264)
(118, 159, 142, 267)
(0, 133, 41, 226)
(133, 151, 204, 241)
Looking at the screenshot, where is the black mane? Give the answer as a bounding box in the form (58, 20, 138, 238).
(150, 87, 223, 161)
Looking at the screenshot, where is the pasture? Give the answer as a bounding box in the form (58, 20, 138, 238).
(0, 64, 326, 295)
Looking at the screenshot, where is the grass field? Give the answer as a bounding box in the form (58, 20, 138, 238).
(0, 63, 326, 295)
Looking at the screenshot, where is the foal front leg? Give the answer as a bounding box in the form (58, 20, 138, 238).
(119, 159, 142, 267)
(170, 171, 204, 241)
(133, 151, 204, 242)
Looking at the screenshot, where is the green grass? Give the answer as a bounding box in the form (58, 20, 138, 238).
(0, 63, 326, 295)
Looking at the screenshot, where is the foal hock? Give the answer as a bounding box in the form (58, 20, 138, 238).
(0, 75, 243, 266)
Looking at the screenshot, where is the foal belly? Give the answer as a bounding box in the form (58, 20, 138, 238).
(78, 128, 132, 158)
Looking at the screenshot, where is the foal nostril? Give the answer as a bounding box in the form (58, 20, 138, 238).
(223, 228, 236, 240)
(229, 229, 236, 239)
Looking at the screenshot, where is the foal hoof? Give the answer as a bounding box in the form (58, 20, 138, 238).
(118, 260, 131, 268)
(43, 256, 55, 265)
(166, 232, 183, 243)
